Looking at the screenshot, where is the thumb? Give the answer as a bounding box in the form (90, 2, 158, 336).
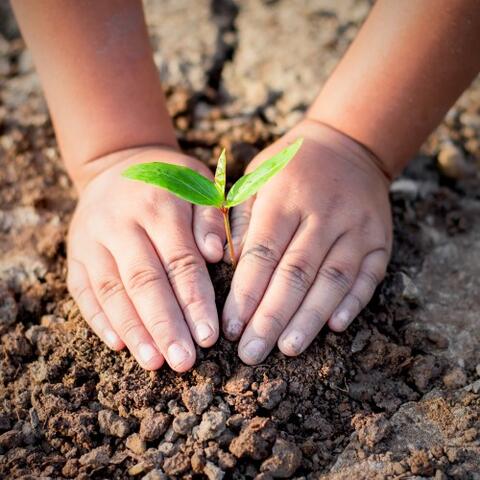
(222, 197, 254, 264)
(193, 205, 226, 263)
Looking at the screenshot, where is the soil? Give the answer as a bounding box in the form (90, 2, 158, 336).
(1, 1, 480, 479)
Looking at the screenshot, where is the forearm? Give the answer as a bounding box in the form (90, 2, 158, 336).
(12, 0, 176, 189)
(308, 0, 480, 178)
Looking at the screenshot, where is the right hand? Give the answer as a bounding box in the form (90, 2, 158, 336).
(67, 147, 226, 372)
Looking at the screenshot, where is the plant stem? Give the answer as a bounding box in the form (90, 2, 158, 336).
(222, 207, 236, 269)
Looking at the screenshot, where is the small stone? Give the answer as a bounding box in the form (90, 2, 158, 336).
(98, 409, 130, 438)
(141, 469, 167, 480)
(464, 379, 480, 393)
(191, 449, 206, 473)
(260, 438, 302, 478)
(396, 272, 421, 305)
(229, 417, 277, 461)
(442, 367, 467, 389)
(437, 142, 471, 179)
(257, 379, 287, 410)
(128, 462, 148, 476)
(163, 452, 190, 476)
(217, 450, 236, 470)
(163, 426, 179, 443)
(172, 412, 198, 435)
(475, 364, 480, 377)
(139, 412, 170, 442)
(226, 414, 244, 430)
(224, 366, 254, 394)
(126, 433, 147, 455)
(182, 383, 214, 414)
(158, 441, 176, 457)
(390, 178, 419, 200)
(204, 461, 225, 480)
(196, 410, 227, 442)
(79, 446, 110, 467)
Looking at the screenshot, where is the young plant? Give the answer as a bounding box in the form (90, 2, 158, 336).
(122, 138, 303, 268)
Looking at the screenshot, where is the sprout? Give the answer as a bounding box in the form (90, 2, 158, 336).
(122, 138, 303, 268)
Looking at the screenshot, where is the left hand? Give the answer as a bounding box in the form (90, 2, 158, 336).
(222, 119, 393, 364)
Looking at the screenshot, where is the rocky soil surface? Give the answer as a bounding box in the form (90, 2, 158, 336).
(0, 1, 479, 479)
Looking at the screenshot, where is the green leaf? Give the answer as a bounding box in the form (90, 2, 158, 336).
(214, 149, 226, 197)
(122, 162, 223, 207)
(226, 137, 304, 207)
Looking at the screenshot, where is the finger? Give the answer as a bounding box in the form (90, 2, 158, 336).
(329, 248, 389, 331)
(222, 202, 299, 341)
(85, 243, 165, 371)
(238, 219, 330, 365)
(105, 225, 197, 372)
(145, 209, 220, 350)
(278, 233, 364, 356)
(222, 197, 254, 264)
(193, 205, 225, 263)
(67, 258, 124, 351)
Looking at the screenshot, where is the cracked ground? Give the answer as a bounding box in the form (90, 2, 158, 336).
(0, 1, 479, 479)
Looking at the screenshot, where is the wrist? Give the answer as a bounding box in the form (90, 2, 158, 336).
(69, 142, 179, 194)
(286, 117, 393, 186)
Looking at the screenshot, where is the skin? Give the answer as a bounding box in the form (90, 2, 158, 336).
(12, 0, 480, 369)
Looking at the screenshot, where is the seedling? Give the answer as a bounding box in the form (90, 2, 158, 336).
(122, 138, 303, 268)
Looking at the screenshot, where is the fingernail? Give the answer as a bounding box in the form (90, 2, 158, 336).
(104, 329, 121, 349)
(242, 338, 266, 363)
(138, 343, 160, 364)
(205, 233, 223, 256)
(167, 342, 191, 368)
(225, 319, 243, 340)
(333, 310, 351, 329)
(196, 323, 214, 342)
(282, 330, 305, 354)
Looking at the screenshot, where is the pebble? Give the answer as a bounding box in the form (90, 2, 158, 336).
(260, 438, 302, 478)
(126, 433, 147, 455)
(396, 272, 421, 305)
(390, 178, 419, 200)
(158, 441, 176, 457)
(141, 469, 167, 480)
(204, 461, 225, 480)
(98, 409, 130, 438)
(182, 383, 214, 415)
(172, 412, 198, 435)
(79, 446, 110, 467)
(196, 410, 227, 442)
(437, 142, 471, 179)
(442, 367, 467, 390)
(257, 379, 287, 410)
(139, 412, 170, 442)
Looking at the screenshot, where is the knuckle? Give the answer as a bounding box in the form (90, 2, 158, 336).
(304, 306, 327, 326)
(165, 251, 204, 281)
(235, 288, 261, 312)
(349, 292, 365, 310)
(121, 319, 143, 342)
(231, 210, 251, 229)
(261, 311, 287, 332)
(95, 276, 124, 302)
(279, 256, 315, 293)
(319, 263, 354, 293)
(126, 266, 163, 293)
(358, 269, 381, 290)
(147, 315, 171, 337)
(242, 241, 280, 267)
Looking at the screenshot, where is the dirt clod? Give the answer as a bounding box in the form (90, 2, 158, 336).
(139, 411, 170, 442)
(182, 383, 214, 414)
(260, 438, 302, 478)
(98, 409, 130, 438)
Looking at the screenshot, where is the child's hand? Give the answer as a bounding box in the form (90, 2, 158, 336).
(222, 119, 393, 364)
(67, 147, 226, 372)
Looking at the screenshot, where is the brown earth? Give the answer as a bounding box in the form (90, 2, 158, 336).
(1, 1, 479, 479)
